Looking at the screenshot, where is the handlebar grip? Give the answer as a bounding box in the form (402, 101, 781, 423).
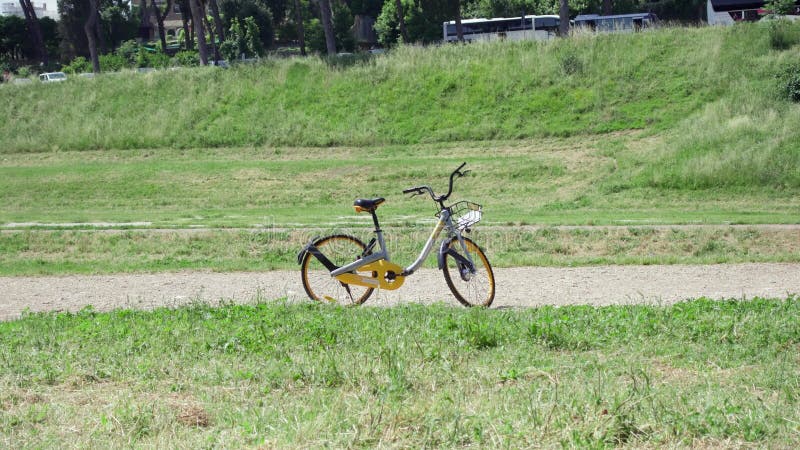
(456, 162, 467, 172)
(403, 187, 419, 194)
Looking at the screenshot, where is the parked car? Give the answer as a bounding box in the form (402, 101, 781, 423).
(39, 72, 67, 83)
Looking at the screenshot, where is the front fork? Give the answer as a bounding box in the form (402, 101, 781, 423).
(437, 232, 476, 281)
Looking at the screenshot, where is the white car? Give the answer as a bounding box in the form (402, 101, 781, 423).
(39, 72, 67, 82)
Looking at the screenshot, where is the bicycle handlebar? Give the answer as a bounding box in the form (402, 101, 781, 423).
(402, 162, 470, 205)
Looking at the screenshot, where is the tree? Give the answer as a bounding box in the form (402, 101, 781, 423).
(602, 0, 612, 14)
(318, 0, 336, 54)
(394, 0, 408, 42)
(0, 15, 29, 61)
(152, 0, 174, 51)
(208, 0, 226, 43)
(220, 0, 275, 51)
(176, 0, 194, 49)
(17, 0, 47, 64)
(244, 16, 264, 55)
(559, 0, 569, 36)
(85, 0, 101, 72)
(764, 0, 797, 14)
(293, 0, 306, 55)
(188, 0, 208, 64)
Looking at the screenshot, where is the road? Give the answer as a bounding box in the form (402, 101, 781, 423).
(2, 263, 799, 320)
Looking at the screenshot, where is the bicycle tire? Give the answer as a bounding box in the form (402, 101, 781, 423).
(300, 234, 375, 305)
(442, 237, 495, 307)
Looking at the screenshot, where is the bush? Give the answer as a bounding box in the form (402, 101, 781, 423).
(768, 19, 800, 50)
(99, 53, 127, 72)
(148, 52, 171, 68)
(116, 40, 140, 65)
(62, 57, 92, 74)
(779, 64, 800, 102)
(172, 50, 199, 67)
(16, 66, 31, 77)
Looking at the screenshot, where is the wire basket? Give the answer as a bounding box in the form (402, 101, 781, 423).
(446, 201, 482, 231)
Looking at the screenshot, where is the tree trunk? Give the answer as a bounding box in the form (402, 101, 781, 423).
(18, 0, 47, 65)
(454, 0, 464, 42)
(139, 0, 149, 32)
(179, 0, 193, 49)
(394, 0, 408, 42)
(188, 0, 208, 64)
(602, 0, 612, 15)
(155, 0, 173, 51)
(293, 0, 306, 56)
(84, 0, 101, 72)
(208, 0, 225, 42)
(318, 0, 336, 55)
(95, 6, 108, 54)
(559, 0, 570, 36)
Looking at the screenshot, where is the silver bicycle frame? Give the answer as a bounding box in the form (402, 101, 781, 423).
(329, 208, 472, 277)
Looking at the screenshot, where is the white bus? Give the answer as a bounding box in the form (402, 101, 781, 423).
(572, 13, 658, 33)
(443, 15, 560, 42)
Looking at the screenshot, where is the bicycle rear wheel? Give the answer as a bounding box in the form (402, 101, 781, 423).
(442, 237, 495, 307)
(300, 234, 375, 305)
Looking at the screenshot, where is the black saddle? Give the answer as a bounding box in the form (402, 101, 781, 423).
(353, 197, 385, 213)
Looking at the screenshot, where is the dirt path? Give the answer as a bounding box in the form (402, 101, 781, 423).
(2, 263, 799, 320)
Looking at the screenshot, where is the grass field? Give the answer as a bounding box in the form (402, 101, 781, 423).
(1, 136, 798, 228)
(1, 134, 799, 275)
(1, 298, 798, 447)
(2, 225, 800, 275)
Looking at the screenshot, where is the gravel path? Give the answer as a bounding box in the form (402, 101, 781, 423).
(2, 263, 799, 320)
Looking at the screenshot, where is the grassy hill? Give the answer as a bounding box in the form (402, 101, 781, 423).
(1, 23, 797, 150)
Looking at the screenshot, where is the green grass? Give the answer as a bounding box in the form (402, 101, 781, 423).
(1, 298, 798, 447)
(2, 226, 799, 275)
(2, 24, 798, 153)
(1, 137, 799, 229)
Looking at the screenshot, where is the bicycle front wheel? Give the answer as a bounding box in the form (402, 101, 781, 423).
(442, 237, 495, 307)
(300, 234, 375, 306)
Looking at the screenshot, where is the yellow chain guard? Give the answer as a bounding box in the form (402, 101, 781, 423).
(334, 259, 406, 290)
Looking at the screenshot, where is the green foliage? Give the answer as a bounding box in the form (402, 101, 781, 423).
(377, 0, 453, 45)
(764, 0, 798, 15)
(779, 63, 800, 102)
(304, 18, 326, 53)
(220, 0, 275, 51)
(0, 15, 59, 63)
(116, 39, 140, 65)
(219, 17, 247, 61)
(62, 57, 91, 74)
(99, 53, 126, 72)
(244, 17, 265, 56)
(173, 50, 200, 67)
(16, 65, 31, 77)
(305, 2, 355, 53)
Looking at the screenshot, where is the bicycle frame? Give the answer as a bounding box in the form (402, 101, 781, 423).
(328, 206, 476, 283)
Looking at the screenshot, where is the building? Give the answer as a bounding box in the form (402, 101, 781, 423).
(0, 1, 58, 19)
(139, 0, 185, 42)
(707, 0, 800, 25)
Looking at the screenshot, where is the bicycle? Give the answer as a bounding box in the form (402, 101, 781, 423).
(297, 162, 495, 307)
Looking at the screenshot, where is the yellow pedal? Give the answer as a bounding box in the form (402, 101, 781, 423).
(335, 259, 406, 290)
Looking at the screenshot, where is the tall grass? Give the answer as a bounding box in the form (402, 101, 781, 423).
(0, 25, 779, 152)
